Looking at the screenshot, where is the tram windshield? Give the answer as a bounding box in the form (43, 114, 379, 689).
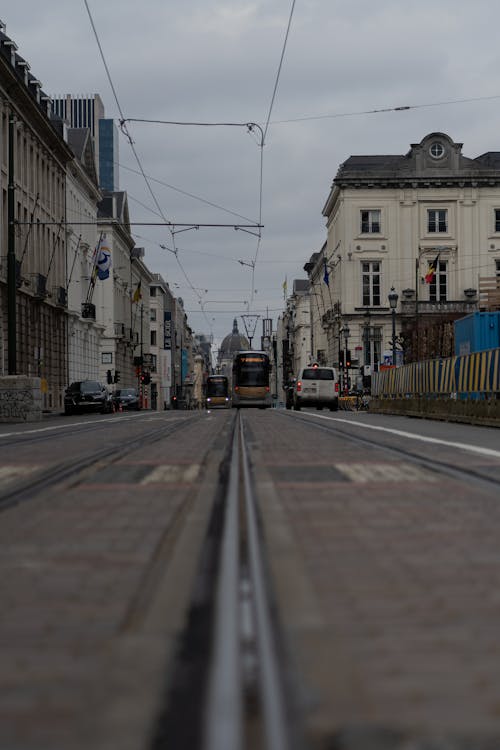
(206, 377, 228, 397)
(233, 354, 270, 387)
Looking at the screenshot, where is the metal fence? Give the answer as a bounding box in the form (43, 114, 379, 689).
(372, 348, 500, 398)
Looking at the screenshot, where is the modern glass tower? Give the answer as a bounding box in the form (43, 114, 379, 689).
(98, 119, 119, 191)
(51, 94, 119, 190)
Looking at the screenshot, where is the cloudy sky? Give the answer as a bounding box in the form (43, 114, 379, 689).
(5, 0, 500, 348)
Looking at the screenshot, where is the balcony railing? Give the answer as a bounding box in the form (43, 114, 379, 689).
(81, 302, 96, 320)
(401, 299, 477, 315)
(33, 273, 47, 299)
(55, 286, 67, 307)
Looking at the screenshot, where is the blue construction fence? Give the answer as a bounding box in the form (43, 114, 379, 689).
(372, 348, 500, 398)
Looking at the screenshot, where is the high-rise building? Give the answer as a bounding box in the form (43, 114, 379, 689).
(99, 119, 119, 191)
(51, 94, 119, 190)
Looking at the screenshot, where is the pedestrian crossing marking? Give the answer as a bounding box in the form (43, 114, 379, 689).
(0, 466, 39, 484)
(141, 464, 201, 484)
(334, 462, 436, 483)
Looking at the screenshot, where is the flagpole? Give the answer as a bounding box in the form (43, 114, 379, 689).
(415, 257, 419, 362)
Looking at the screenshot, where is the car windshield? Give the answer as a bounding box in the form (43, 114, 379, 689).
(80, 381, 101, 393)
(118, 389, 136, 396)
(302, 369, 334, 380)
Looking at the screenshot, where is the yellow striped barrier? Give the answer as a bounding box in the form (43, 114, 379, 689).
(372, 348, 500, 398)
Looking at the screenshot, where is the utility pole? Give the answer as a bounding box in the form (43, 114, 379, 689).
(7, 112, 16, 374)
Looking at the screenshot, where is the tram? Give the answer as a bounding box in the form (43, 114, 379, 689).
(205, 375, 230, 408)
(231, 351, 272, 408)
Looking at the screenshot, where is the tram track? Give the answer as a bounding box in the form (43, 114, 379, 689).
(280, 410, 500, 491)
(0, 413, 201, 512)
(150, 410, 297, 750)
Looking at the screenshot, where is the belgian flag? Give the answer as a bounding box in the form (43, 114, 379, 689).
(424, 254, 440, 284)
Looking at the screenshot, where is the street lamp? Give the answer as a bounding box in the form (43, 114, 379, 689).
(343, 324, 350, 393)
(388, 287, 399, 367)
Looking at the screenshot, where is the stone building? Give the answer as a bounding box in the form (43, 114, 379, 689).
(149, 274, 176, 410)
(93, 192, 151, 391)
(217, 318, 248, 377)
(0, 22, 74, 411)
(311, 132, 500, 383)
(65, 127, 103, 384)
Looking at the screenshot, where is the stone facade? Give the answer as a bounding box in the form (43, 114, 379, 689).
(0, 375, 41, 422)
(0, 27, 75, 411)
(310, 132, 500, 381)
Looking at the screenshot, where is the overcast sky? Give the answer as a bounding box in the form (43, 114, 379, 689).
(5, 0, 500, 348)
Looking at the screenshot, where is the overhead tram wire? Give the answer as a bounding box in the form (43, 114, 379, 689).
(269, 92, 500, 125)
(120, 117, 267, 315)
(119, 160, 258, 224)
(83, 0, 229, 335)
(83, 0, 167, 227)
(249, 0, 297, 305)
(120, 119, 264, 230)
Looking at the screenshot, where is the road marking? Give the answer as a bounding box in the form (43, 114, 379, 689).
(303, 413, 500, 459)
(0, 413, 161, 438)
(0, 466, 39, 483)
(335, 462, 436, 483)
(141, 464, 201, 484)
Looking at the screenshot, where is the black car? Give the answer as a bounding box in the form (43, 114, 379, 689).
(112, 388, 141, 411)
(64, 380, 112, 415)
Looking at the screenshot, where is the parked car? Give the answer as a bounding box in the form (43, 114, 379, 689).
(112, 388, 141, 411)
(293, 365, 339, 411)
(64, 380, 112, 415)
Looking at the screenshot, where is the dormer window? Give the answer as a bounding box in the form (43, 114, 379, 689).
(429, 141, 445, 159)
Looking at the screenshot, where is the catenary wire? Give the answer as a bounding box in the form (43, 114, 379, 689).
(269, 93, 500, 125)
(250, 0, 297, 305)
(83, 0, 215, 334)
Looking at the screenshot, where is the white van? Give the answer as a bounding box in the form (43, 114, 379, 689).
(293, 366, 339, 411)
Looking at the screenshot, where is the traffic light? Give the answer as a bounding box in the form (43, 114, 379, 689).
(339, 351, 344, 368)
(106, 369, 112, 385)
(345, 350, 351, 368)
(114, 370, 121, 383)
(140, 371, 151, 385)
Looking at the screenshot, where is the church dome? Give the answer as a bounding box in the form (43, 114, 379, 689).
(219, 318, 249, 360)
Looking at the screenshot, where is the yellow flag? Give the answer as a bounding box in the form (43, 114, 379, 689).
(132, 281, 142, 303)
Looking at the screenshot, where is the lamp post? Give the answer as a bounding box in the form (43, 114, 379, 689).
(388, 287, 399, 367)
(343, 324, 350, 394)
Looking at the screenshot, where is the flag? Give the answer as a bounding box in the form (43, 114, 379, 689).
(424, 254, 440, 284)
(96, 239, 111, 280)
(323, 258, 330, 286)
(132, 281, 142, 303)
(282, 277, 287, 300)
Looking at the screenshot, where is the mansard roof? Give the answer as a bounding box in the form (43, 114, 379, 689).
(332, 132, 500, 189)
(67, 128, 99, 186)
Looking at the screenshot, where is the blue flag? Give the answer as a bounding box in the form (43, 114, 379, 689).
(323, 258, 329, 286)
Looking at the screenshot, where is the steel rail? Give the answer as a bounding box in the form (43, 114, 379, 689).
(239, 414, 291, 750)
(203, 412, 291, 750)
(0, 415, 200, 512)
(204, 415, 243, 750)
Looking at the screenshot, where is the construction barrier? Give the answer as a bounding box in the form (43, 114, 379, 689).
(338, 396, 358, 411)
(372, 348, 500, 398)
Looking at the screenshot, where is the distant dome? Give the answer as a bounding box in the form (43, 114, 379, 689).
(219, 318, 249, 359)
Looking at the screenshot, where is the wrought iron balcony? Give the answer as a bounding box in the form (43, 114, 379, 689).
(81, 302, 96, 320)
(55, 286, 67, 307)
(33, 273, 47, 299)
(401, 299, 477, 315)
